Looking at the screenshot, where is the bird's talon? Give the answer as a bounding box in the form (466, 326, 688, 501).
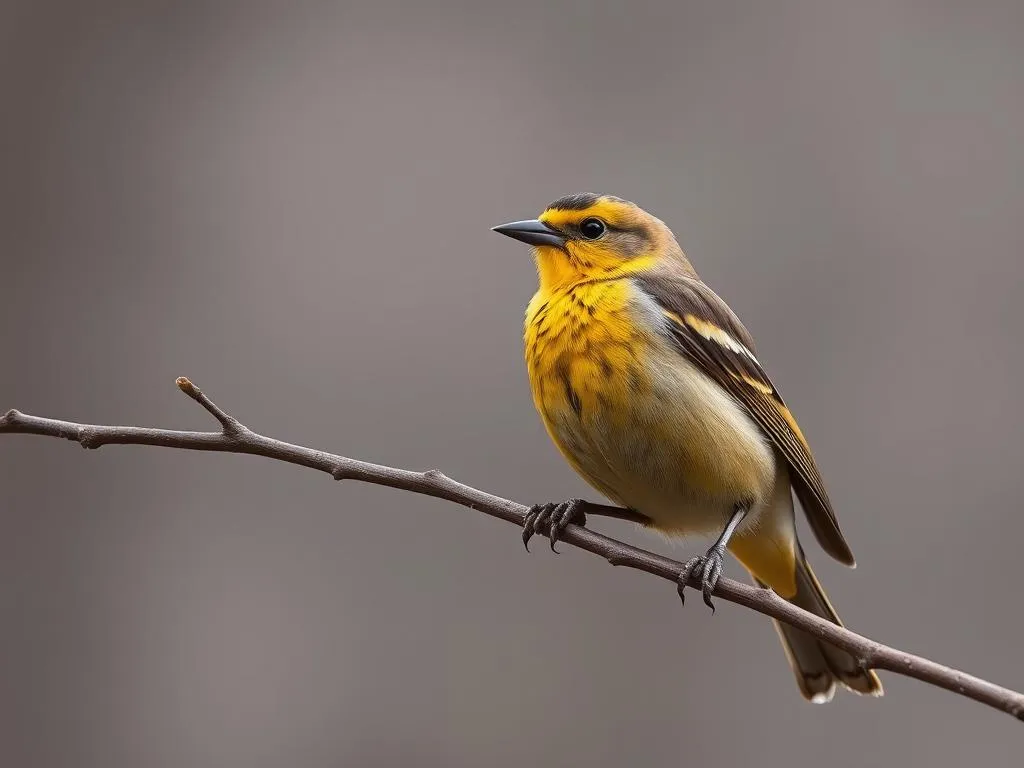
(522, 503, 551, 552)
(521, 499, 586, 553)
(676, 557, 700, 606)
(702, 583, 716, 613)
(677, 547, 726, 612)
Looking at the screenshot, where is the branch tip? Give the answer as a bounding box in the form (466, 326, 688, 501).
(175, 377, 198, 397)
(175, 377, 243, 434)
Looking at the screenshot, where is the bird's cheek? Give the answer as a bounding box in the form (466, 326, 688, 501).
(568, 243, 603, 268)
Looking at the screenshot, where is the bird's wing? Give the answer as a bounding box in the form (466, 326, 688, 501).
(633, 272, 856, 567)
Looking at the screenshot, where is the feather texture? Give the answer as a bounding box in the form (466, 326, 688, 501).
(633, 271, 856, 567)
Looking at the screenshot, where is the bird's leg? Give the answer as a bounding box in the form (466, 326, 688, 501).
(677, 505, 749, 612)
(522, 499, 651, 553)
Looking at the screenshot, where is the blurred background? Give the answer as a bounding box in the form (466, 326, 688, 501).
(3, 1, 1023, 765)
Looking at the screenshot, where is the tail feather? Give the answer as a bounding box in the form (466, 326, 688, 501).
(755, 552, 883, 702)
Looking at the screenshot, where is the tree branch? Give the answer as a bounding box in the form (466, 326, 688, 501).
(2, 377, 1022, 723)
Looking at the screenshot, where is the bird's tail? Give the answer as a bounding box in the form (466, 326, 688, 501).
(753, 552, 883, 702)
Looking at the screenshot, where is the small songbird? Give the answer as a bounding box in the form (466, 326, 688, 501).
(493, 194, 882, 702)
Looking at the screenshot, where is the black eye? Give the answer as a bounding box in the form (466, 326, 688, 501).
(579, 217, 606, 240)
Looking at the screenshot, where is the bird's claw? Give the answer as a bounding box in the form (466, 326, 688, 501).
(522, 499, 587, 553)
(677, 546, 726, 613)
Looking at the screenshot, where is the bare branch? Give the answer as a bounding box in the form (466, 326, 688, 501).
(175, 376, 244, 434)
(2, 380, 1022, 723)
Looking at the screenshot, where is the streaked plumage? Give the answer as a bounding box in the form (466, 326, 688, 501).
(495, 194, 882, 701)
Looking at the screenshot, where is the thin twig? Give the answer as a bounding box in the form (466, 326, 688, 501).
(2, 378, 1022, 723)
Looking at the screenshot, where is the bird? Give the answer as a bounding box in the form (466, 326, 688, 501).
(492, 193, 882, 702)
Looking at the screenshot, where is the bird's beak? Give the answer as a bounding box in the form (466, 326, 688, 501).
(491, 219, 567, 248)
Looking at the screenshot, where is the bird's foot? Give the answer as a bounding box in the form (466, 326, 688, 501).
(677, 545, 727, 613)
(522, 498, 587, 553)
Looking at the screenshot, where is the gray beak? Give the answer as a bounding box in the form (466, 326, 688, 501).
(491, 219, 567, 248)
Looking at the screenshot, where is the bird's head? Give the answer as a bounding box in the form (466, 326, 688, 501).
(493, 193, 696, 290)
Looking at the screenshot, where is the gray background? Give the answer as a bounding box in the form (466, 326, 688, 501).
(2, 1, 1023, 766)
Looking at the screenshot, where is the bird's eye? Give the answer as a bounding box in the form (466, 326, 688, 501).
(579, 217, 606, 240)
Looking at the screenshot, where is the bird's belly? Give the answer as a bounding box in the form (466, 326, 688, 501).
(540, 341, 776, 536)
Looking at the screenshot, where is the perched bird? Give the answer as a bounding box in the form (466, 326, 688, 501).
(493, 194, 882, 702)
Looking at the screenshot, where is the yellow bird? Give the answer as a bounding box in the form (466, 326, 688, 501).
(493, 193, 882, 702)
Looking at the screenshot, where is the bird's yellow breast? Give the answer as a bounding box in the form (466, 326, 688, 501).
(525, 279, 646, 432)
(524, 279, 775, 533)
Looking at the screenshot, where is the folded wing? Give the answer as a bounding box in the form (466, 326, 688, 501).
(634, 272, 856, 567)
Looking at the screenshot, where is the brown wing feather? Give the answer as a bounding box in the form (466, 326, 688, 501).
(634, 272, 856, 567)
